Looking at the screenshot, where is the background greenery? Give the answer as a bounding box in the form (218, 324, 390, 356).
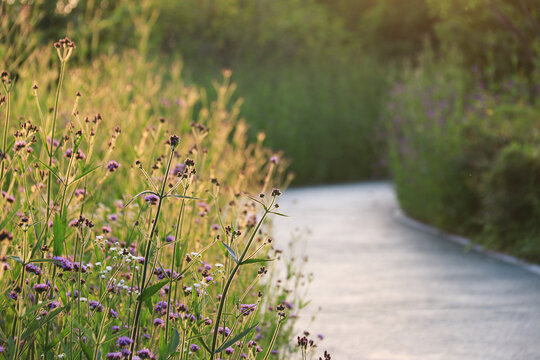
(3, 0, 540, 258)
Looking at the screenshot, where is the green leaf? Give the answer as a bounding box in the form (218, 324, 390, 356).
(165, 194, 200, 200)
(269, 211, 289, 217)
(214, 323, 258, 354)
(168, 329, 180, 355)
(21, 304, 70, 342)
(80, 341, 93, 360)
(138, 278, 169, 302)
(8, 256, 23, 264)
(70, 163, 100, 184)
(52, 212, 67, 256)
(241, 258, 274, 265)
(220, 241, 239, 264)
(35, 158, 64, 184)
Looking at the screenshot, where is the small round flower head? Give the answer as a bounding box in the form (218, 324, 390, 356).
(166, 235, 175, 242)
(53, 256, 74, 271)
(190, 344, 200, 352)
(240, 353, 248, 359)
(112, 325, 120, 333)
(144, 194, 159, 205)
(116, 336, 133, 348)
(169, 134, 180, 147)
(225, 346, 235, 355)
(109, 308, 119, 318)
(0, 345, 4, 353)
(33, 283, 50, 293)
(136, 348, 155, 359)
(105, 352, 122, 360)
(270, 156, 279, 164)
(106, 160, 120, 172)
(153, 318, 164, 326)
(25, 263, 43, 276)
(255, 345, 263, 353)
(8, 291, 18, 300)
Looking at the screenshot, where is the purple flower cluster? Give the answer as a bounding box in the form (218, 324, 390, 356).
(116, 336, 133, 348)
(144, 194, 159, 205)
(240, 303, 257, 316)
(25, 263, 43, 275)
(106, 160, 120, 172)
(65, 148, 86, 160)
(89, 300, 104, 312)
(53, 256, 74, 271)
(33, 283, 50, 293)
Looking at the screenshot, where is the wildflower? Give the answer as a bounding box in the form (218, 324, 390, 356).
(53, 256, 74, 271)
(13, 140, 27, 151)
(143, 333, 151, 340)
(74, 188, 87, 197)
(153, 318, 164, 326)
(102, 226, 112, 233)
(144, 194, 159, 205)
(271, 188, 282, 197)
(166, 235, 174, 242)
(240, 353, 248, 359)
(170, 163, 185, 177)
(189, 344, 200, 352)
(225, 347, 235, 355)
(105, 353, 122, 360)
(0, 346, 3, 353)
(270, 156, 279, 164)
(169, 134, 180, 147)
(240, 304, 257, 316)
(112, 325, 120, 333)
(33, 283, 50, 293)
(255, 345, 263, 353)
(109, 309, 119, 318)
(218, 327, 231, 336)
(25, 263, 43, 275)
(106, 160, 120, 172)
(65, 148, 86, 160)
(136, 348, 155, 359)
(8, 291, 18, 300)
(116, 336, 133, 348)
(0, 229, 13, 242)
(89, 300, 104, 312)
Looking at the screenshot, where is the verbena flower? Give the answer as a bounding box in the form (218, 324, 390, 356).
(105, 352, 122, 360)
(189, 344, 200, 352)
(33, 283, 50, 293)
(116, 336, 133, 348)
(136, 348, 155, 359)
(25, 263, 43, 275)
(144, 194, 159, 205)
(106, 160, 120, 172)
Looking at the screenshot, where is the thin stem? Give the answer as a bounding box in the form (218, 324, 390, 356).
(0, 82, 11, 187)
(209, 199, 273, 360)
(129, 146, 175, 358)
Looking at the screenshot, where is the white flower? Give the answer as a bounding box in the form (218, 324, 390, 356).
(215, 263, 224, 268)
(106, 266, 112, 271)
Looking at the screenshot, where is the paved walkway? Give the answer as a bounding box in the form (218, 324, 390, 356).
(274, 182, 540, 360)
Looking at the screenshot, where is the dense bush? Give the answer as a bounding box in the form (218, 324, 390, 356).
(387, 47, 540, 261)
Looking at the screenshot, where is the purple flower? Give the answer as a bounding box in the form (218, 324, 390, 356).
(108, 214, 118, 221)
(89, 300, 104, 312)
(256, 345, 263, 353)
(106, 160, 120, 172)
(240, 353, 248, 359)
(53, 256, 74, 271)
(112, 325, 120, 333)
(153, 318, 164, 326)
(166, 235, 175, 242)
(116, 336, 133, 348)
(105, 352, 122, 360)
(33, 283, 50, 293)
(190, 344, 200, 352)
(109, 309, 119, 318)
(102, 226, 112, 233)
(136, 348, 155, 359)
(225, 346, 235, 355)
(8, 291, 18, 300)
(218, 327, 231, 336)
(144, 194, 159, 205)
(65, 148, 86, 160)
(240, 304, 256, 316)
(170, 163, 185, 177)
(25, 263, 43, 276)
(169, 134, 180, 147)
(270, 156, 279, 164)
(74, 188, 87, 197)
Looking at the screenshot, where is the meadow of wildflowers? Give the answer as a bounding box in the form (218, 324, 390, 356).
(0, 37, 331, 360)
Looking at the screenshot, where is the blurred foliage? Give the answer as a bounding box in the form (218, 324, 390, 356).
(387, 45, 540, 262)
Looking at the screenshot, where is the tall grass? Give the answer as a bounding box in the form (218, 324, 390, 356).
(0, 38, 330, 359)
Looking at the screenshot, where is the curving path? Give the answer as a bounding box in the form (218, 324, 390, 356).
(274, 182, 540, 360)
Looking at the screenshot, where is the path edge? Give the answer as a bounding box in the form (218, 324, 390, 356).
(393, 208, 540, 277)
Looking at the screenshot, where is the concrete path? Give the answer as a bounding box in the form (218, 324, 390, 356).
(274, 182, 540, 360)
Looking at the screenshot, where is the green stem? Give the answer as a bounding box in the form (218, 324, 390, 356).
(209, 203, 272, 360)
(129, 146, 175, 359)
(0, 83, 11, 187)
